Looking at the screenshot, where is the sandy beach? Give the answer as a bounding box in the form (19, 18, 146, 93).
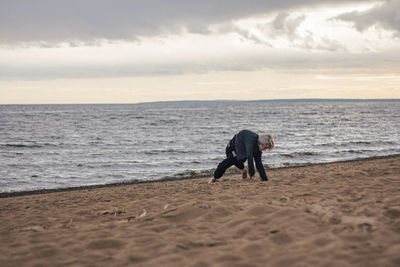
(0, 156, 399, 267)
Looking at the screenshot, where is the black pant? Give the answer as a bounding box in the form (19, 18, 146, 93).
(214, 142, 245, 179)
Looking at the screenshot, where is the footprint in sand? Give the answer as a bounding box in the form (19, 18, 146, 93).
(31, 245, 59, 258)
(87, 239, 125, 250)
(270, 231, 293, 245)
(386, 208, 400, 219)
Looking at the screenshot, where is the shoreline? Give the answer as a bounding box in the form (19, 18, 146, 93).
(1, 154, 399, 198)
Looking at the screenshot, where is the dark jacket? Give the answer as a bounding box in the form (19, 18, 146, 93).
(235, 130, 268, 180)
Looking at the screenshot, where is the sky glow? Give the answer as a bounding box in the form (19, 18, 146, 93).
(0, 0, 399, 103)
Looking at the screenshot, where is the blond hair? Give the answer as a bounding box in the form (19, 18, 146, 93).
(258, 134, 274, 150)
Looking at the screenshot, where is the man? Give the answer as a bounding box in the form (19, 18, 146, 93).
(209, 130, 274, 183)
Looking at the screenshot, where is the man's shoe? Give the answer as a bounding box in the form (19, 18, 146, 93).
(208, 177, 216, 184)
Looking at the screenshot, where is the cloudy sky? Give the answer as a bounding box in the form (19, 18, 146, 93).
(0, 0, 399, 104)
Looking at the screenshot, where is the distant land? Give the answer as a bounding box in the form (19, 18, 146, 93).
(138, 99, 400, 104)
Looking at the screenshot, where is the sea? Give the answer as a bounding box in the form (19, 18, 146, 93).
(1, 100, 399, 193)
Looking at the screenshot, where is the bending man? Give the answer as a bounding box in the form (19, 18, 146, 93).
(209, 130, 274, 183)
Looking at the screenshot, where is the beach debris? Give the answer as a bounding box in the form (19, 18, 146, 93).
(98, 210, 110, 215)
(127, 216, 136, 222)
(199, 204, 211, 209)
(139, 209, 147, 217)
(270, 229, 279, 234)
(161, 208, 178, 216)
(241, 196, 247, 199)
(280, 197, 288, 202)
(98, 209, 125, 216)
(164, 204, 169, 210)
(21, 225, 46, 232)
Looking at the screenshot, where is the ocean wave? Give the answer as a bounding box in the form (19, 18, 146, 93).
(164, 168, 216, 179)
(316, 140, 396, 147)
(149, 119, 178, 126)
(144, 148, 197, 155)
(332, 149, 391, 154)
(348, 141, 372, 145)
(299, 112, 319, 115)
(265, 162, 306, 168)
(280, 151, 319, 158)
(335, 150, 363, 154)
(0, 143, 56, 148)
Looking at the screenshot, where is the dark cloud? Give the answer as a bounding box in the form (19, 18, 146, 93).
(333, 0, 400, 36)
(0, 0, 370, 44)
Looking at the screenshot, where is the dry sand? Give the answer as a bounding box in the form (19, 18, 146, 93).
(0, 156, 399, 267)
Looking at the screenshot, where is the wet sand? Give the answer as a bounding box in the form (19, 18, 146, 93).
(0, 156, 399, 266)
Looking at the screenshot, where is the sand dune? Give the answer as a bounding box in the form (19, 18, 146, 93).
(0, 156, 399, 266)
